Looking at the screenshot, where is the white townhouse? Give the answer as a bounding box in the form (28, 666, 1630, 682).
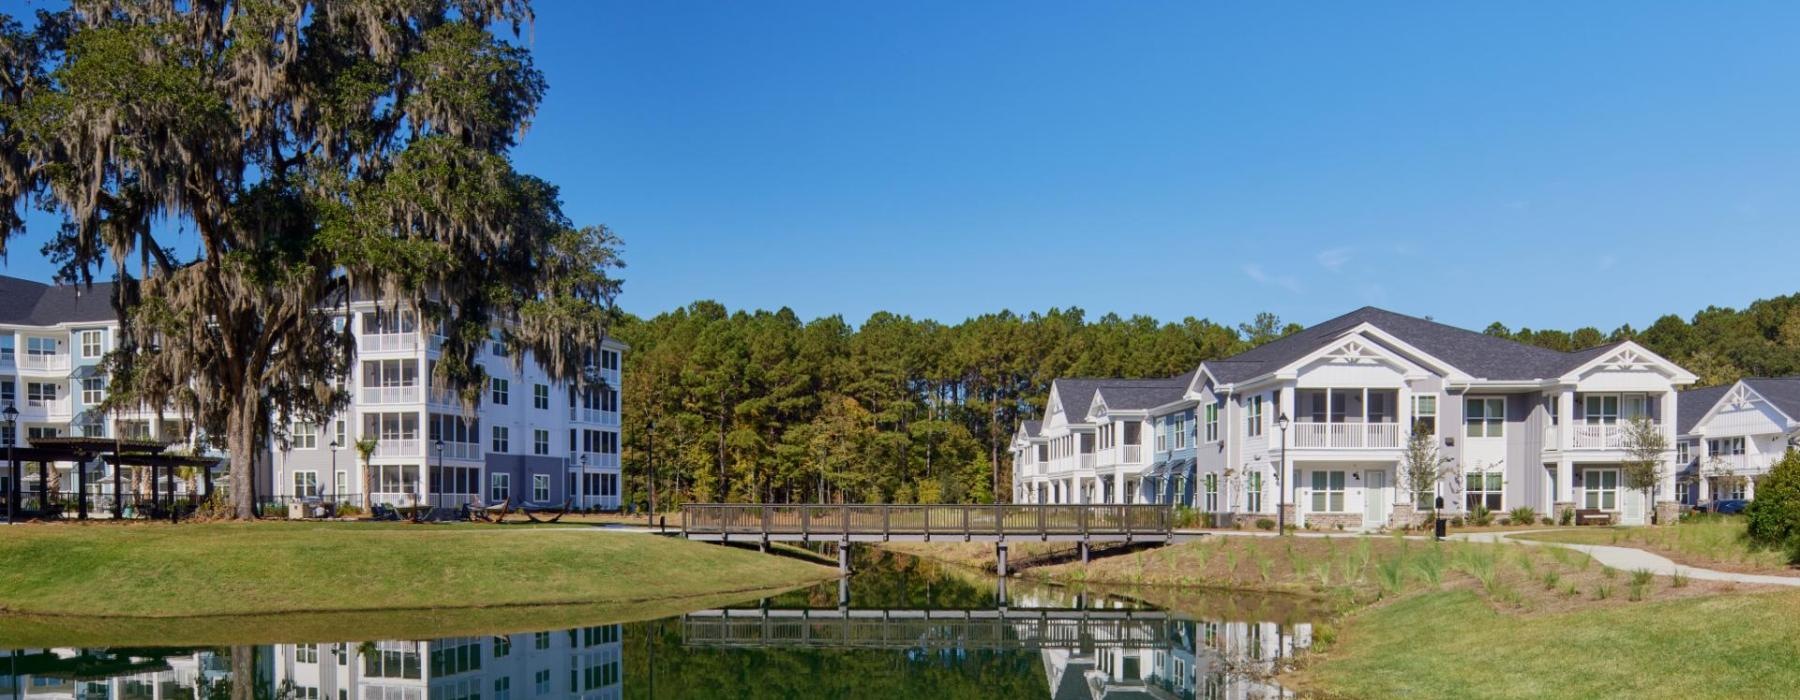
(269, 298, 627, 512)
(1674, 378, 1800, 505)
(1015, 376, 1188, 505)
(1015, 307, 1699, 528)
(0, 276, 199, 501)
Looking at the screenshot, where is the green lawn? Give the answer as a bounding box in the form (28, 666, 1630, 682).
(0, 521, 835, 622)
(1297, 588, 1800, 699)
(1515, 518, 1795, 576)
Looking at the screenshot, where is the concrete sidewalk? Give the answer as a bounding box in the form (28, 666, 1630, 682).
(1450, 530, 1800, 587)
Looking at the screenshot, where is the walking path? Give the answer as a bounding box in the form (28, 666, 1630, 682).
(1449, 530, 1800, 587)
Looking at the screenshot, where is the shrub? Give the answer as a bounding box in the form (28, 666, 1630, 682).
(1255, 518, 1276, 531)
(1559, 508, 1575, 526)
(1508, 507, 1538, 526)
(1540, 517, 1555, 526)
(1471, 505, 1495, 527)
(1745, 451, 1800, 561)
(1628, 569, 1654, 601)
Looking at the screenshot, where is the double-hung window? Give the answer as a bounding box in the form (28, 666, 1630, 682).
(1155, 422, 1168, 452)
(490, 473, 511, 502)
(81, 377, 106, 405)
(79, 330, 103, 358)
(492, 426, 510, 453)
(1464, 398, 1504, 438)
(533, 429, 550, 456)
(1246, 472, 1263, 512)
(1412, 395, 1437, 436)
(1203, 473, 1219, 511)
(1173, 414, 1189, 450)
(1584, 395, 1620, 425)
(1203, 403, 1219, 442)
(1584, 469, 1619, 510)
(533, 384, 549, 410)
(291, 422, 318, 449)
(292, 471, 319, 498)
(1310, 470, 1346, 512)
(1246, 396, 1265, 438)
(1465, 470, 1503, 511)
(490, 378, 509, 405)
(26, 382, 56, 407)
(532, 474, 550, 502)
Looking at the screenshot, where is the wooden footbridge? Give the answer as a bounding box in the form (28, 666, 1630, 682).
(681, 607, 1173, 651)
(681, 504, 1180, 571)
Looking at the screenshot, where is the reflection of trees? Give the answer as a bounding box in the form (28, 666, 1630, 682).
(622, 617, 1047, 700)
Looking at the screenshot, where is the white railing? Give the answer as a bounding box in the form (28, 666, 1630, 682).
(570, 406, 607, 424)
(360, 385, 422, 404)
(437, 441, 482, 461)
(1121, 445, 1143, 464)
(570, 453, 621, 469)
(1077, 454, 1096, 470)
(1572, 423, 1627, 449)
(360, 333, 418, 353)
(22, 395, 72, 420)
(17, 352, 70, 371)
(1096, 449, 1117, 467)
(1293, 422, 1402, 449)
(371, 439, 422, 459)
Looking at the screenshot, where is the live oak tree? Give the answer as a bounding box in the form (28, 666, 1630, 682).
(0, 1, 622, 518)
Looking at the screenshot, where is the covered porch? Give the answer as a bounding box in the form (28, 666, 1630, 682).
(1293, 460, 1400, 530)
(1292, 388, 1404, 449)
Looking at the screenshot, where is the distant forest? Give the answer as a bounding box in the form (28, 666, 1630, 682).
(617, 294, 1800, 507)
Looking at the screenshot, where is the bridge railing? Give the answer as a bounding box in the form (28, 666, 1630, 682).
(681, 608, 1172, 650)
(681, 503, 1172, 538)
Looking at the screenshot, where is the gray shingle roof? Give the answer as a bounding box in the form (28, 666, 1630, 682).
(1678, 378, 1800, 435)
(1094, 371, 1195, 412)
(0, 276, 118, 325)
(1020, 420, 1042, 438)
(1203, 307, 1629, 383)
(1052, 375, 1191, 424)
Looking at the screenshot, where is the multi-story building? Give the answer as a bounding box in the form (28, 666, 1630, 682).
(1014, 307, 1698, 528)
(270, 627, 623, 700)
(1674, 377, 1800, 505)
(1018, 377, 1189, 505)
(269, 299, 628, 511)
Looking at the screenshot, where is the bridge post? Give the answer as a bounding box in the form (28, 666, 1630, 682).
(996, 540, 1008, 578)
(1080, 540, 1090, 564)
(838, 537, 851, 575)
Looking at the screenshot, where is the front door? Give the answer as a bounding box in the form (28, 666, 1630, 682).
(1363, 469, 1388, 527)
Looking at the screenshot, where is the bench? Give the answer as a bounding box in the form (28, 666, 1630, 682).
(1575, 509, 1613, 526)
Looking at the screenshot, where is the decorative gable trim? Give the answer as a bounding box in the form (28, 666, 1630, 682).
(1692, 380, 1797, 434)
(1273, 328, 1436, 382)
(1560, 341, 1699, 384)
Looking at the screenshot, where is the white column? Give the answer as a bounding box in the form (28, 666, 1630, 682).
(1745, 477, 1757, 501)
(1698, 437, 1712, 503)
(1114, 470, 1126, 505)
(1558, 390, 1576, 452)
(1556, 458, 1573, 504)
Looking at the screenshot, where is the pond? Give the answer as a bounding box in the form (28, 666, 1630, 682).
(0, 547, 1319, 699)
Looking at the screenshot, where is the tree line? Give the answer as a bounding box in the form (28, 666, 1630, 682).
(620, 294, 1800, 508)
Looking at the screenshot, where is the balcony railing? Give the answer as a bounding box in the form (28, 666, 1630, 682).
(21, 396, 72, 420)
(569, 407, 621, 426)
(436, 441, 482, 461)
(360, 385, 422, 404)
(1076, 454, 1095, 470)
(1293, 422, 1402, 449)
(569, 453, 621, 469)
(370, 438, 422, 459)
(1571, 422, 1662, 449)
(17, 352, 70, 371)
(1121, 445, 1143, 464)
(360, 333, 418, 353)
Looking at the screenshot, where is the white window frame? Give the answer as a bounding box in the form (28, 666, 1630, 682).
(1412, 395, 1437, 436)
(532, 474, 550, 502)
(80, 377, 106, 405)
(25, 336, 56, 357)
(490, 473, 511, 502)
(1709, 437, 1745, 456)
(1584, 468, 1619, 510)
(491, 426, 510, 453)
(1465, 469, 1503, 511)
(1584, 395, 1620, 425)
(335, 470, 347, 497)
(79, 330, 103, 358)
(1246, 472, 1263, 512)
(1246, 396, 1264, 438)
(1465, 397, 1504, 439)
(293, 470, 319, 498)
(533, 384, 549, 410)
(1203, 403, 1219, 443)
(1173, 414, 1190, 450)
(490, 378, 509, 405)
(1203, 473, 1219, 511)
(291, 422, 318, 450)
(534, 429, 550, 456)
(1309, 470, 1346, 512)
(1675, 480, 1690, 504)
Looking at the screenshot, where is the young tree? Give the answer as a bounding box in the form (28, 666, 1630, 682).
(1620, 415, 1671, 522)
(1, 2, 622, 518)
(1401, 428, 1455, 517)
(355, 436, 378, 514)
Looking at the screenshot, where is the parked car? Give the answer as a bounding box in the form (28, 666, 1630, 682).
(1697, 499, 1751, 514)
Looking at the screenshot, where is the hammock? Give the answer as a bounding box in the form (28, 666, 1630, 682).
(522, 498, 575, 524)
(465, 498, 512, 523)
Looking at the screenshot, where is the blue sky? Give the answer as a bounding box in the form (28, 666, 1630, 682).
(6, 1, 1800, 332)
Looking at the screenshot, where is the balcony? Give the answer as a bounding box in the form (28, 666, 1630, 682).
(1293, 422, 1402, 449)
(1570, 422, 1664, 449)
(370, 438, 422, 459)
(20, 396, 72, 421)
(569, 406, 621, 426)
(16, 352, 70, 372)
(569, 452, 621, 469)
(360, 385, 422, 405)
(1121, 445, 1143, 464)
(1076, 453, 1096, 470)
(360, 333, 418, 353)
(436, 441, 482, 462)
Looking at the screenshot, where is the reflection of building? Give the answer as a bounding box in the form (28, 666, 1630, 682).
(269, 627, 624, 700)
(1039, 616, 1310, 700)
(1, 647, 237, 699)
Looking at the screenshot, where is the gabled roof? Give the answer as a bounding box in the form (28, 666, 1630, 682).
(1021, 420, 1042, 438)
(1680, 378, 1800, 435)
(0, 276, 118, 325)
(1201, 307, 1660, 384)
(1093, 371, 1194, 412)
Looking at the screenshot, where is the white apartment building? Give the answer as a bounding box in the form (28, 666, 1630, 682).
(269, 299, 628, 512)
(1015, 307, 1699, 528)
(270, 628, 623, 700)
(1675, 377, 1800, 505)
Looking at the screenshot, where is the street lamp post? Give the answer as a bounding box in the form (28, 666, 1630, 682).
(433, 438, 444, 516)
(1276, 413, 1290, 534)
(329, 439, 340, 505)
(3, 403, 15, 524)
(578, 453, 589, 510)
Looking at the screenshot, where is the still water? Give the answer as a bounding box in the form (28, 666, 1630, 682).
(0, 549, 1316, 699)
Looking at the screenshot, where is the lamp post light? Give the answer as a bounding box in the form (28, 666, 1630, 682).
(578, 453, 589, 510)
(433, 438, 444, 516)
(1275, 412, 1290, 535)
(3, 403, 15, 524)
(329, 439, 340, 504)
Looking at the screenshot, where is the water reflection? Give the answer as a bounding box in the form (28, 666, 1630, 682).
(1, 549, 1312, 699)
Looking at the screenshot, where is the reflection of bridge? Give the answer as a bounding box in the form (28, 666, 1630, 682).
(682, 504, 1180, 569)
(680, 608, 1173, 651)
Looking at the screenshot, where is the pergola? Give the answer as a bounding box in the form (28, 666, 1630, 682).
(2, 436, 216, 522)
(100, 452, 223, 522)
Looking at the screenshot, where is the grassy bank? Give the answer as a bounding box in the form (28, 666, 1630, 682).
(1514, 518, 1796, 576)
(0, 521, 835, 642)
